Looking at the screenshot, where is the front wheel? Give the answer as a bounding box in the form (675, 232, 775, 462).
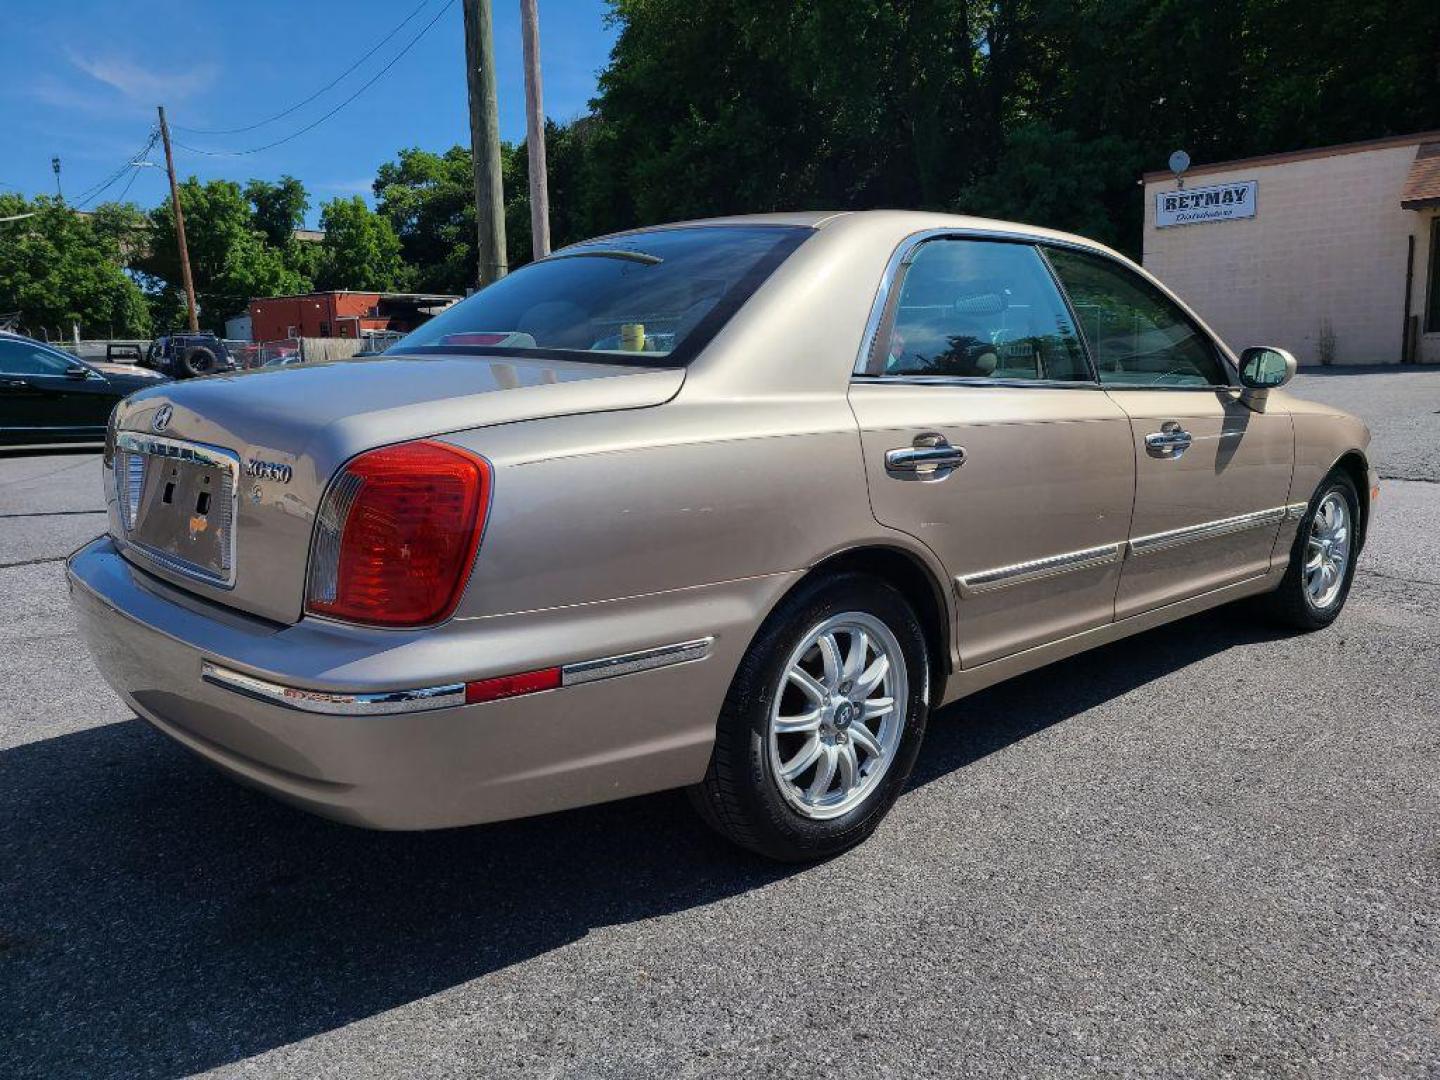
(1260, 470, 1361, 631)
(689, 573, 929, 861)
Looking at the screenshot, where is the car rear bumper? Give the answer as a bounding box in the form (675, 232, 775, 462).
(67, 536, 787, 829)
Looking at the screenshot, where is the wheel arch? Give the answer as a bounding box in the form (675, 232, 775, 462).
(766, 544, 953, 702)
(1331, 449, 1372, 550)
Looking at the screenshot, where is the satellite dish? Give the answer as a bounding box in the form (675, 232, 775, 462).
(1169, 150, 1191, 176)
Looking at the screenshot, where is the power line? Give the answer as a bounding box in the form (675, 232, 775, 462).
(112, 137, 160, 204)
(173, 0, 435, 136)
(69, 129, 160, 209)
(174, 0, 457, 158)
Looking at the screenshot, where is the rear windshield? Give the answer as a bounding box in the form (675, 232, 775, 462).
(389, 225, 811, 366)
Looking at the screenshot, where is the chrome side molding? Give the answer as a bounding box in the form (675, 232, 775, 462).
(956, 502, 1305, 596)
(1128, 505, 1288, 557)
(957, 543, 1124, 596)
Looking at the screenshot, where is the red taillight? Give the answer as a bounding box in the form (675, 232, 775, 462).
(306, 440, 490, 627)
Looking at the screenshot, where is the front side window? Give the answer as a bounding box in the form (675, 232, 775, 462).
(869, 238, 1090, 381)
(0, 339, 79, 377)
(392, 225, 810, 366)
(1045, 247, 1229, 387)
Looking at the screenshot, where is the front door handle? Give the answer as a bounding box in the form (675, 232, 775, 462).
(885, 433, 966, 477)
(1144, 422, 1192, 458)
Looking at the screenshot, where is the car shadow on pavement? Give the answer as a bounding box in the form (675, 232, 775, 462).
(0, 604, 1285, 1078)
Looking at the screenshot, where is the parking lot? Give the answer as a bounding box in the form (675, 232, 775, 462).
(2, 368, 1437, 1078)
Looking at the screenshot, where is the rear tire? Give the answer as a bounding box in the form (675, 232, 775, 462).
(689, 573, 929, 861)
(1259, 470, 1360, 631)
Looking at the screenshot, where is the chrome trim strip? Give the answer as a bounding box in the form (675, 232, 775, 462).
(1128, 506, 1287, 557)
(201, 661, 467, 715)
(957, 543, 1124, 596)
(199, 637, 716, 715)
(561, 637, 714, 686)
(116, 431, 238, 472)
(114, 431, 241, 589)
(1284, 502, 1308, 521)
(851, 374, 1105, 391)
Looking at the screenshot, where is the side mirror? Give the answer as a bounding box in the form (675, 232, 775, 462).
(1238, 346, 1296, 390)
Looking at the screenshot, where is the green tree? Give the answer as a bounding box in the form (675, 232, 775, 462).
(953, 122, 1141, 246)
(135, 177, 311, 332)
(315, 196, 410, 291)
(373, 143, 537, 292)
(245, 176, 309, 248)
(0, 195, 150, 338)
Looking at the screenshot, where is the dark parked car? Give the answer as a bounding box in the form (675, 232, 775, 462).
(0, 332, 169, 446)
(143, 332, 236, 379)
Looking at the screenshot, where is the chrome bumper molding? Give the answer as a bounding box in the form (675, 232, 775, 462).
(202, 661, 468, 715)
(200, 636, 716, 716)
(562, 637, 714, 685)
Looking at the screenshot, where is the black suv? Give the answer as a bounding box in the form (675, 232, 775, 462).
(143, 333, 236, 379)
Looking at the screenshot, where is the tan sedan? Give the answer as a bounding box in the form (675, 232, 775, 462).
(68, 211, 1376, 860)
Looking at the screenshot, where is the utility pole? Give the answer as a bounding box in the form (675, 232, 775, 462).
(51, 156, 62, 199)
(462, 0, 507, 286)
(157, 106, 200, 333)
(520, 0, 550, 259)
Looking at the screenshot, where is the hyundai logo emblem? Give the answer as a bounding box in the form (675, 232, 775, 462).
(151, 404, 173, 433)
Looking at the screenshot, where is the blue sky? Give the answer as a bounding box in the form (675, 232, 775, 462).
(0, 0, 617, 224)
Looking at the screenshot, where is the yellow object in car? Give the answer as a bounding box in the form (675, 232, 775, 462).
(620, 323, 646, 352)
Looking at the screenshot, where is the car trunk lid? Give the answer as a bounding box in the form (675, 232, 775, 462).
(108, 353, 683, 624)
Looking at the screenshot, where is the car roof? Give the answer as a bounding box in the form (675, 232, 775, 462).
(573, 209, 1123, 262)
(0, 330, 74, 351)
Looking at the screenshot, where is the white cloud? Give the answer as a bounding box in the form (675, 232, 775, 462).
(65, 48, 216, 104)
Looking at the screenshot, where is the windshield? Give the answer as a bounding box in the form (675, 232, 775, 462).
(389, 225, 811, 366)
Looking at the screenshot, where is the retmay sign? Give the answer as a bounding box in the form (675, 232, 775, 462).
(1155, 180, 1257, 227)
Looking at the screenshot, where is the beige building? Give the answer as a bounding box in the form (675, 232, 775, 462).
(1143, 131, 1440, 365)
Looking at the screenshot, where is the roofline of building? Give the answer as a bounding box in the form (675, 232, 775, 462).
(250, 290, 462, 303)
(1142, 129, 1440, 183)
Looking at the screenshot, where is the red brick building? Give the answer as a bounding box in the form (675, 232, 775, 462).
(248, 291, 460, 342)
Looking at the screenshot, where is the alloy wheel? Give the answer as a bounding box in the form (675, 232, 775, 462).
(767, 612, 908, 820)
(1305, 491, 1351, 610)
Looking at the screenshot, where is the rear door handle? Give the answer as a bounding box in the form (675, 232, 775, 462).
(1144, 422, 1192, 457)
(885, 433, 966, 477)
(0, 377, 31, 391)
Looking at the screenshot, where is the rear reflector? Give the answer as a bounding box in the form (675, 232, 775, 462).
(306, 440, 490, 627)
(465, 667, 562, 704)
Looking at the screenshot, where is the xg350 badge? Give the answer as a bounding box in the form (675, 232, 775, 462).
(246, 458, 293, 484)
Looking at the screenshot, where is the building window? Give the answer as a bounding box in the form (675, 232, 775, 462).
(319, 321, 331, 337)
(1428, 219, 1440, 334)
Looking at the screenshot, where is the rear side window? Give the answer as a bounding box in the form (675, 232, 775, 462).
(0, 339, 77, 376)
(870, 239, 1089, 382)
(1045, 247, 1228, 387)
(392, 225, 810, 366)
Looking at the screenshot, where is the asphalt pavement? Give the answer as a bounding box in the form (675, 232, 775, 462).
(2, 369, 1437, 1079)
